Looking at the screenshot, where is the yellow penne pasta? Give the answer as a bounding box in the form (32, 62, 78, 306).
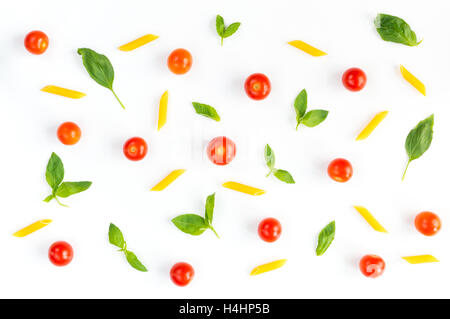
(151, 169, 186, 191)
(118, 34, 159, 51)
(288, 40, 327, 57)
(157, 90, 169, 131)
(400, 65, 426, 96)
(13, 219, 52, 237)
(222, 182, 265, 196)
(353, 206, 388, 233)
(41, 85, 86, 99)
(356, 111, 388, 141)
(250, 259, 287, 276)
(402, 255, 439, 264)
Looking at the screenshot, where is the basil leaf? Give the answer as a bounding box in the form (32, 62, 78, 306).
(124, 250, 148, 272)
(109, 223, 125, 249)
(192, 102, 220, 121)
(294, 89, 307, 129)
(264, 144, 275, 170)
(43, 195, 54, 202)
(77, 48, 125, 109)
(46, 153, 64, 191)
(205, 193, 215, 225)
(374, 14, 420, 46)
(216, 15, 225, 37)
(273, 169, 295, 184)
(403, 114, 434, 180)
(223, 22, 241, 38)
(301, 110, 328, 127)
(172, 214, 207, 236)
(316, 221, 335, 256)
(55, 181, 92, 198)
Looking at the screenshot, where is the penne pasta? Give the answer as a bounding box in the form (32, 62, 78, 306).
(118, 34, 159, 51)
(400, 65, 426, 96)
(353, 206, 388, 233)
(288, 40, 327, 57)
(41, 85, 86, 99)
(356, 111, 388, 141)
(13, 219, 52, 237)
(402, 255, 439, 264)
(157, 90, 169, 131)
(250, 259, 287, 276)
(222, 181, 265, 196)
(151, 169, 186, 191)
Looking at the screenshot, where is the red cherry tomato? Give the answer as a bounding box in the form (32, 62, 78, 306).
(123, 137, 148, 161)
(342, 67, 366, 92)
(258, 218, 282, 243)
(359, 254, 385, 278)
(24, 30, 49, 55)
(57, 122, 81, 145)
(415, 211, 441, 236)
(167, 48, 192, 75)
(328, 158, 353, 183)
(48, 241, 73, 267)
(244, 73, 271, 100)
(170, 262, 195, 287)
(206, 136, 236, 166)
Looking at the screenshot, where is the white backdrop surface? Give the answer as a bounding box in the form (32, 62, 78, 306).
(1, 0, 449, 298)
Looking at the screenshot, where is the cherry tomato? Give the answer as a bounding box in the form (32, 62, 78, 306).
(244, 73, 271, 100)
(415, 211, 441, 236)
(258, 218, 282, 243)
(24, 30, 49, 55)
(342, 67, 366, 92)
(170, 262, 195, 287)
(206, 136, 236, 166)
(48, 241, 73, 267)
(57, 122, 81, 145)
(359, 254, 385, 278)
(167, 48, 193, 75)
(123, 137, 148, 161)
(328, 158, 353, 183)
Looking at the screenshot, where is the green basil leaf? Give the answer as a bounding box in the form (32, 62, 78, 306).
(374, 14, 420, 46)
(109, 223, 125, 249)
(55, 181, 92, 198)
(77, 48, 125, 109)
(46, 152, 64, 191)
(77, 48, 114, 89)
(205, 193, 215, 225)
(316, 221, 335, 256)
(192, 102, 221, 121)
(264, 144, 275, 170)
(301, 110, 328, 127)
(403, 114, 434, 180)
(223, 22, 241, 38)
(124, 250, 148, 272)
(216, 15, 225, 37)
(294, 89, 307, 129)
(273, 169, 295, 184)
(172, 214, 207, 236)
(43, 195, 54, 203)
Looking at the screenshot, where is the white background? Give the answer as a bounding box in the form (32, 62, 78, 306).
(1, 0, 449, 299)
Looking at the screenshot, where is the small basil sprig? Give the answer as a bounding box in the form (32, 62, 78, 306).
(108, 223, 148, 272)
(265, 144, 295, 184)
(403, 114, 434, 180)
(43, 152, 91, 207)
(374, 14, 421, 46)
(192, 102, 220, 121)
(293, 89, 328, 130)
(216, 15, 241, 46)
(172, 193, 219, 238)
(77, 48, 125, 109)
(316, 221, 335, 256)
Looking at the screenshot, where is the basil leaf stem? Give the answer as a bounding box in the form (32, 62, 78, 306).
(216, 14, 240, 46)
